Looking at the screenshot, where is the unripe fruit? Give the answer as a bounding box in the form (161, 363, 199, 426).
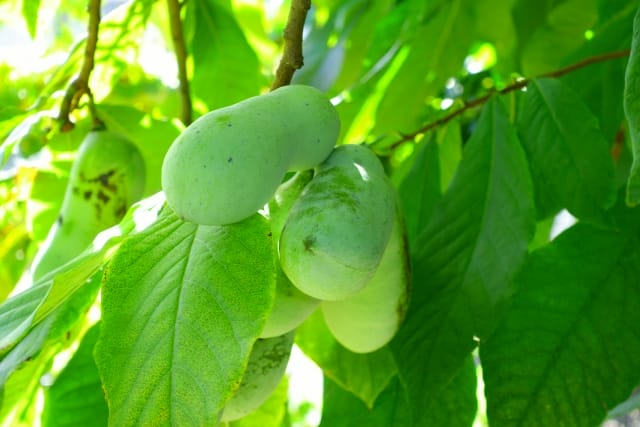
(161, 85, 340, 226)
(30, 130, 145, 281)
(262, 172, 320, 338)
(279, 144, 396, 301)
(321, 211, 410, 353)
(221, 331, 295, 421)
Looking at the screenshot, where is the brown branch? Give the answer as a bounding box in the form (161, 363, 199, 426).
(389, 49, 632, 149)
(167, 0, 192, 125)
(58, 0, 102, 131)
(271, 0, 311, 90)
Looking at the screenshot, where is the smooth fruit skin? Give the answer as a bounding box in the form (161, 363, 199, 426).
(161, 85, 339, 226)
(220, 331, 295, 421)
(321, 211, 410, 353)
(262, 172, 320, 338)
(30, 130, 145, 281)
(279, 144, 396, 301)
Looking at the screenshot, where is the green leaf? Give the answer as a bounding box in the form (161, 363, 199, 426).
(561, 1, 634, 143)
(398, 135, 442, 244)
(421, 355, 477, 427)
(95, 207, 276, 425)
(624, 5, 640, 205)
(296, 310, 397, 408)
(480, 204, 640, 427)
(186, 0, 262, 111)
(398, 122, 463, 244)
(21, 0, 41, 39)
(391, 97, 535, 418)
(374, 0, 476, 134)
(320, 355, 477, 427)
(0, 283, 49, 354)
(0, 334, 56, 426)
(517, 77, 616, 222)
(520, 0, 598, 75)
(320, 376, 411, 427)
(41, 323, 107, 427)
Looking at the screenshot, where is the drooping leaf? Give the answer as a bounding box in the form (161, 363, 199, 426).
(95, 207, 276, 425)
(481, 201, 640, 427)
(624, 5, 640, 205)
(391, 97, 535, 419)
(41, 323, 107, 427)
(517, 77, 616, 223)
(296, 310, 397, 409)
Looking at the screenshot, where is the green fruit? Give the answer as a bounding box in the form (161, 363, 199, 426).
(30, 130, 145, 281)
(161, 85, 340, 226)
(279, 144, 396, 301)
(321, 211, 410, 353)
(262, 171, 320, 338)
(221, 331, 295, 422)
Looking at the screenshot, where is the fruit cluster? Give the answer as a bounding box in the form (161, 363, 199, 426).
(161, 85, 410, 421)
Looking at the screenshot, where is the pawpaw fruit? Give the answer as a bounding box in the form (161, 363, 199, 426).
(30, 129, 145, 281)
(220, 331, 295, 421)
(262, 171, 320, 338)
(321, 209, 410, 353)
(278, 144, 396, 301)
(161, 85, 340, 226)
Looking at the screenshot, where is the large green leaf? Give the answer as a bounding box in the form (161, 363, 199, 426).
(95, 207, 276, 425)
(624, 5, 640, 205)
(41, 323, 107, 427)
(390, 97, 535, 418)
(480, 202, 640, 426)
(186, 0, 262, 112)
(296, 310, 397, 408)
(517, 77, 616, 222)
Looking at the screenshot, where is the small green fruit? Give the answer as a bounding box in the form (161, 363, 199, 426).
(161, 85, 340, 226)
(262, 172, 320, 338)
(321, 211, 410, 353)
(221, 331, 295, 421)
(30, 130, 145, 281)
(278, 144, 396, 301)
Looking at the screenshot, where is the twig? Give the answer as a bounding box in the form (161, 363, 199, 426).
(58, 0, 103, 131)
(167, 0, 192, 125)
(271, 0, 311, 90)
(389, 49, 632, 149)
